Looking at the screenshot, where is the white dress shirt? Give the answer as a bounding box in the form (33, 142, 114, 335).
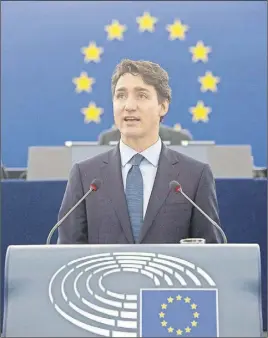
(119, 138, 162, 218)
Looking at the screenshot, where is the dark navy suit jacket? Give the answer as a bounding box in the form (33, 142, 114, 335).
(57, 143, 221, 244)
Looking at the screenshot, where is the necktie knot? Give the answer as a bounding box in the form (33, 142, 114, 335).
(130, 153, 144, 166)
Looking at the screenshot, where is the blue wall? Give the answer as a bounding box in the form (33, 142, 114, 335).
(2, 1, 267, 167)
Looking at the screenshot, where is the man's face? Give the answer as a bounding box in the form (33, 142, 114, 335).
(113, 73, 168, 141)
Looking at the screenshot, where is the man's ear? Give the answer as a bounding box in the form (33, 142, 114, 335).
(160, 100, 169, 119)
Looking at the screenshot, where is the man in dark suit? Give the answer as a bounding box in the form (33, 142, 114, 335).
(98, 123, 193, 145)
(57, 59, 221, 244)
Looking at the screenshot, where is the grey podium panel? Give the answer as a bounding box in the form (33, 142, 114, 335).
(27, 146, 71, 180)
(27, 145, 114, 181)
(3, 244, 262, 337)
(169, 145, 253, 178)
(27, 144, 253, 180)
(71, 145, 114, 165)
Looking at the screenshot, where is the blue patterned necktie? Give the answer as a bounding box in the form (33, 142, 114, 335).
(125, 153, 144, 242)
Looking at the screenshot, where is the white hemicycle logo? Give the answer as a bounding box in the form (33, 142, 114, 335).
(49, 252, 216, 337)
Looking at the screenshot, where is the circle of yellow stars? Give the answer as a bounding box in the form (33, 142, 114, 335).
(159, 294, 199, 336)
(73, 11, 220, 124)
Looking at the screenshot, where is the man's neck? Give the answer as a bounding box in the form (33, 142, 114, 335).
(121, 135, 159, 153)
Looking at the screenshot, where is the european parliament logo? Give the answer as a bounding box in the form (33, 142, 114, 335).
(141, 289, 218, 337)
(49, 251, 219, 337)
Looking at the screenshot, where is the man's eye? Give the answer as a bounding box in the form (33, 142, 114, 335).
(138, 93, 147, 99)
(116, 93, 126, 99)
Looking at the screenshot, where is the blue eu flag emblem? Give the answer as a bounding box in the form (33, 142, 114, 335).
(140, 289, 218, 337)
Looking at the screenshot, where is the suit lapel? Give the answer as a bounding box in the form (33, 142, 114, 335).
(100, 145, 134, 243)
(138, 144, 181, 243)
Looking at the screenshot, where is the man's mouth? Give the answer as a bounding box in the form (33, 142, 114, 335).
(124, 117, 140, 122)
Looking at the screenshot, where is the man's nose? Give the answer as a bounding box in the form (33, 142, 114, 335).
(125, 97, 137, 111)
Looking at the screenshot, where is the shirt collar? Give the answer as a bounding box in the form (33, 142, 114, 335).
(119, 138, 162, 167)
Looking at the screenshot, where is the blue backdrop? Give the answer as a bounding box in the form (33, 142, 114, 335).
(2, 1, 267, 167)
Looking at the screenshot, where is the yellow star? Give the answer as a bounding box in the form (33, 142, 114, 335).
(189, 100, 212, 123)
(191, 320, 198, 327)
(184, 297, 191, 303)
(81, 42, 103, 63)
(166, 19, 189, 40)
(176, 329, 183, 335)
(189, 41, 211, 63)
(72, 72, 95, 93)
(167, 296, 174, 303)
(105, 20, 127, 40)
(191, 303, 197, 310)
(176, 294, 182, 300)
(161, 303, 167, 309)
(161, 320, 168, 327)
(136, 12, 158, 32)
(168, 327, 174, 333)
(185, 326, 191, 333)
(198, 71, 220, 92)
(159, 312, 165, 318)
(193, 312, 199, 318)
(81, 102, 103, 124)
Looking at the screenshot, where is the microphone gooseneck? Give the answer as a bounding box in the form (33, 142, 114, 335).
(46, 178, 102, 244)
(169, 180, 227, 244)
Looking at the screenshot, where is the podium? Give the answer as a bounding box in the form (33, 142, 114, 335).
(3, 244, 263, 337)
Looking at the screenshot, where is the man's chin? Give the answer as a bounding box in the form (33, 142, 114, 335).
(120, 127, 143, 138)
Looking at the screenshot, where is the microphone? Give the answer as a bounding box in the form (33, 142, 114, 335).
(169, 180, 227, 244)
(46, 178, 102, 244)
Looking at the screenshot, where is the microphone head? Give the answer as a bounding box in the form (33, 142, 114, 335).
(90, 178, 102, 191)
(169, 180, 182, 193)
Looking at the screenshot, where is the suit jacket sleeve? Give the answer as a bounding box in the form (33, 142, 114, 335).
(190, 164, 222, 243)
(57, 163, 88, 244)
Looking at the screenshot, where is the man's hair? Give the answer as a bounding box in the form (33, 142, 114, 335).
(111, 59, 172, 104)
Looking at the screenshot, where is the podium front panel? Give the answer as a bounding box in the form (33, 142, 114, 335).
(3, 244, 262, 337)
